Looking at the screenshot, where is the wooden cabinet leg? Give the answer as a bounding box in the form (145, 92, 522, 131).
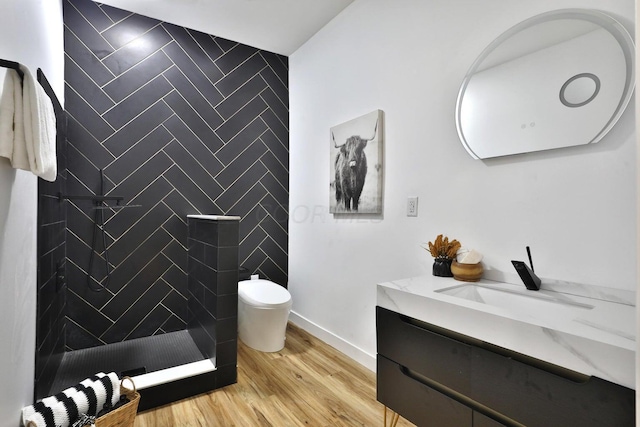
(384, 406, 400, 427)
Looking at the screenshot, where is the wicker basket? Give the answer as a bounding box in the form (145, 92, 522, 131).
(91, 377, 140, 427)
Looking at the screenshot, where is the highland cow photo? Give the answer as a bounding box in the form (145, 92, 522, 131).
(330, 110, 383, 214)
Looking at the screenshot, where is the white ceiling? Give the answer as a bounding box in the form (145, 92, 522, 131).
(97, 0, 354, 56)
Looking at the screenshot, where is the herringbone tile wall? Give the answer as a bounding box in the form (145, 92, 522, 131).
(63, 0, 289, 350)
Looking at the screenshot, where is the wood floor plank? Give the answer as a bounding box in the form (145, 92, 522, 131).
(134, 323, 415, 426)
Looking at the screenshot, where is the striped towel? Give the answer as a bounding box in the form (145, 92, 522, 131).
(22, 372, 120, 427)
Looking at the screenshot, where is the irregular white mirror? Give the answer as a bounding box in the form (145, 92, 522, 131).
(455, 9, 635, 159)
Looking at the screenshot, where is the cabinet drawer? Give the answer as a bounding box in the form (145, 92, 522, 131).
(470, 344, 635, 426)
(473, 411, 509, 427)
(377, 355, 472, 427)
(377, 306, 471, 394)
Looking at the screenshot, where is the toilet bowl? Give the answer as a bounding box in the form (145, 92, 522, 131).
(238, 279, 292, 352)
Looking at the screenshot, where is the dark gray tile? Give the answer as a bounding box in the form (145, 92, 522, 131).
(107, 228, 172, 293)
(102, 254, 171, 322)
(163, 265, 188, 298)
(65, 257, 115, 308)
(259, 66, 288, 109)
(127, 304, 172, 340)
(238, 226, 267, 261)
(163, 165, 219, 214)
(215, 44, 259, 74)
(66, 319, 105, 350)
(215, 75, 267, 120)
(104, 126, 173, 184)
(66, 143, 101, 193)
(163, 91, 219, 147)
(102, 51, 173, 103)
(215, 161, 267, 211)
(66, 290, 114, 338)
(216, 294, 237, 319)
(215, 139, 267, 188)
(65, 56, 115, 114)
(163, 187, 199, 217)
(215, 118, 267, 166)
(215, 364, 237, 388)
(260, 150, 288, 188)
(217, 317, 237, 342)
(260, 51, 288, 86)
(260, 215, 287, 254)
(103, 25, 172, 75)
(260, 108, 288, 145)
(160, 314, 186, 333)
(161, 228, 188, 267)
(103, 101, 173, 157)
(257, 257, 287, 287)
(162, 42, 223, 107)
(216, 221, 239, 247)
(213, 37, 237, 53)
(109, 150, 173, 207)
(215, 339, 237, 367)
(163, 66, 222, 128)
(188, 30, 224, 62)
(260, 128, 288, 169)
(64, 30, 115, 86)
(162, 115, 224, 173)
(66, 117, 115, 169)
(216, 270, 239, 296)
(67, 0, 114, 31)
(215, 97, 267, 144)
(215, 54, 267, 97)
(64, 0, 114, 59)
(98, 3, 131, 23)
(260, 86, 289, 129)
(226, 183, 266, 219)
(103, 75, 173, 129)
(107, 177, 174, 238)
(260, 172, 288, 205)
(107, 203, 173, 266)
(102, 14, 159, 50)
(162, 23, 224, 84)
(164, 140, 222, 197)
(65, 84, 114, 142)
(238, 204, 267, 242)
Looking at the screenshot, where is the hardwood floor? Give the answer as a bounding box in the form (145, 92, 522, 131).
(133, 323, 415, 426)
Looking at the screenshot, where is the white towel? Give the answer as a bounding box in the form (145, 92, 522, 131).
(0, 69, 24, 162)
(21, 65, 57, 182)
(0, 65, 56, 181)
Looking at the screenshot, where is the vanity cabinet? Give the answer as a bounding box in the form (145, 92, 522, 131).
(376, 306, 634, 427)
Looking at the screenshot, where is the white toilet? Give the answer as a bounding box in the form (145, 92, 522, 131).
(238, 278, 292, 352)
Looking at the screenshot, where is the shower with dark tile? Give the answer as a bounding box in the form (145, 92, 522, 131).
(35, 0, 289, 410)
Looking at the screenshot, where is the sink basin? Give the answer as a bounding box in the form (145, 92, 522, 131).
(436, 283, 594, 311)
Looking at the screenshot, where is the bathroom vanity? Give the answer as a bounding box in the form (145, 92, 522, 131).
(376, 276, 635, 426)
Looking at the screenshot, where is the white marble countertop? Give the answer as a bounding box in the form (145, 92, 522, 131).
(377, 275, 636, 389)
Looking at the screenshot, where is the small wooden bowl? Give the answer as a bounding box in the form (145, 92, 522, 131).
(451, 261, 483, 282)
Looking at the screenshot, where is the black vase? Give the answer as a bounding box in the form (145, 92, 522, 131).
(433, 258, 453, 277)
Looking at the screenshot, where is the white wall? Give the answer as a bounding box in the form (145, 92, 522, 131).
(0, 0, 63, 424)
(635, 0, 639, 420)
(289, 0, 636, 370)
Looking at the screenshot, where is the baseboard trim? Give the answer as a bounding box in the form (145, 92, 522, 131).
(289, 311, 376, 372)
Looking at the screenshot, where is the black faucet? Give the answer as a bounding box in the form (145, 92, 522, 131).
(511, 246, 541, 291)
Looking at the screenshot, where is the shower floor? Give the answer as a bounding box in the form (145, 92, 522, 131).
(45, 330, 205, 398)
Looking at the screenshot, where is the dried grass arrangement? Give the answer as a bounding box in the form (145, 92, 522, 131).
(426, 234, 461, 260)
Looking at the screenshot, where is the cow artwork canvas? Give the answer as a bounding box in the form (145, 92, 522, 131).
(330, 110, 383, 214)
